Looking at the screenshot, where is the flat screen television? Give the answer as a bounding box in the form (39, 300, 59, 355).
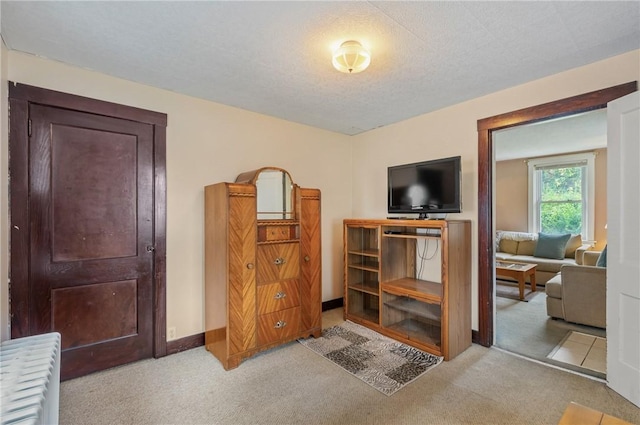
(387, 156, 462, 217)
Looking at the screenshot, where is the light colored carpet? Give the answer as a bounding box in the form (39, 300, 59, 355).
(59, 309, 639, 425)
(496, 289, 606, 380)
(299, 320, 442, 396)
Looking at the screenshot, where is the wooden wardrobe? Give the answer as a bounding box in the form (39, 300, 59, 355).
(204, 167, 322, 370)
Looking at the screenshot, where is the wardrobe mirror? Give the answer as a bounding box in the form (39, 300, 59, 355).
(255, 169, 293, 219)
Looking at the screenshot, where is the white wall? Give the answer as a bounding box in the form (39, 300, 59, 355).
(4, 51, 353, 340)
(350, 50, 640, 330)
(1, 48, 638, 341)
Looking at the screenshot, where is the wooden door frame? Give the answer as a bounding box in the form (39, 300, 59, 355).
(475, 81, 638, 347)
(8, 82, 168, 358)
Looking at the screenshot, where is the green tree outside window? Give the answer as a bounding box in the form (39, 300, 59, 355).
(539, 166, 584, 235)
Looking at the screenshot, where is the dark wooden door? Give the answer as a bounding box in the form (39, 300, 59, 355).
(28, 104, 155, 379)
(7, 79, 170, 380)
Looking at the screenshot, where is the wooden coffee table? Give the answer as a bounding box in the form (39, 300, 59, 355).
(495, 261, 537, 301)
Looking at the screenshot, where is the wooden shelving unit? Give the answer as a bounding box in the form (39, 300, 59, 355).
(344, 226, 381, 326)
(343, 219, 471, 361)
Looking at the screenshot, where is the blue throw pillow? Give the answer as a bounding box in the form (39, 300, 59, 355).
(596, 245, 607, 267)
(534, 232, 572, 260)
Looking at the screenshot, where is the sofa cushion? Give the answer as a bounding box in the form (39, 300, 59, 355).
(583, 250, 601, 266)
(596, 245, 607, 267)
(545, 273, 563, 299)
(534, 232, 571, 260)
(495, 252, 515, 261)
(497, 230, 538, 255)
(499, 231, 537, 242)
(499, 238, 519, 255)
(507, 255, 575, 273)
(517, 240, 537, 256)
(564, 234, 583, 259)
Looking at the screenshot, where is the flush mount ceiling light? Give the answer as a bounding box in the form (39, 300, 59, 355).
(332, 40, 371, 74)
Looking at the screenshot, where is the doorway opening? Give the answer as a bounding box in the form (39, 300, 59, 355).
(475, 82, 637, 375)
(492, 110, 607, 378)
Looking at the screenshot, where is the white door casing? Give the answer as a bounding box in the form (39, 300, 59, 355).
(606, 91, 640, 408)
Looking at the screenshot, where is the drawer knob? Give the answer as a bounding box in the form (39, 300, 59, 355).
(304, 255, 310, 262)
(246, 263, 254, 269)
(274, 320, 287, 329)
(273, 257, 286, 265)
(274, 292, 287, 300)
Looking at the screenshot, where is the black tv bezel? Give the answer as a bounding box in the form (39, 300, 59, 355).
(387, 155, 462, 216)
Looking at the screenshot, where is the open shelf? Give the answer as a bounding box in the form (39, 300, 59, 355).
(347, 262, 379, 273)
(348, 280, 379, 296)
(347, 288, 379, 325)
(347, 248, 379, 257)
(382, 278, 442, 303)
(385, 319, 441, 349)
(383, 234, 441, 241)
(350, 308, 380, 325)
(345, 224, 381, 327)
(383, 297, 441, 321)
(382, 225, 442, 239)
(346, 226, 378, 255)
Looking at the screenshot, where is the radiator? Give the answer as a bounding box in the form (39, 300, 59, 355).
(1, 332, 61, 425)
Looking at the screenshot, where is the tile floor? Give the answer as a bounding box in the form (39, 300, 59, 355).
(547, 331, 606, 373)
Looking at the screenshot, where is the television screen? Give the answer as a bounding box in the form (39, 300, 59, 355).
(388, 156, 461, 216)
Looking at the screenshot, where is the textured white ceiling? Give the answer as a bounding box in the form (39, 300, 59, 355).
(1, 1, 638, 135)
(494, 109, 607, 161)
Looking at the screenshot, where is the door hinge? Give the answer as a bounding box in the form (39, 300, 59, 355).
(28, 119, 32, 137)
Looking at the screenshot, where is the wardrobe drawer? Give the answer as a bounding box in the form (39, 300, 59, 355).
(259, 225, 298, 242)
(257, 242, 300, 284)
(257, 279, 300, 315)
(257, 307, 301, 346)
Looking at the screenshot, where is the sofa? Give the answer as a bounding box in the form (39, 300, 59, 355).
(545, 252, 606, 328)
(496, 230, 593, 285)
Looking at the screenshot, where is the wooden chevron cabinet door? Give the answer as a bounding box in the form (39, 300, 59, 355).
(204, 183, 257, 370)
(299, 188, 322, 335)
(204, 168, 322, 370)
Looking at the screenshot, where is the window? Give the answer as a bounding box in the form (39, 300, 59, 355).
(528, 152, 595, 241)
